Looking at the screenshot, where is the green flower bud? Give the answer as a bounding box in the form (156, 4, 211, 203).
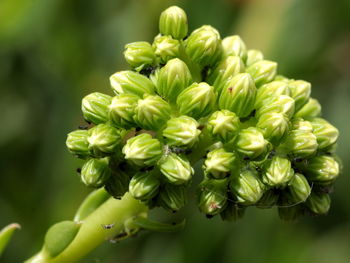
(229, 169, 265, 205)
(110, 70, 155, 97)
(256, 189, 279, 209)
(221, 35, 247, 61)
(122, 133, 162, 166)
(288, 80, 311, 112)
(305, 192, 331, 215)
(198, 179, 228, 216)
(235, 127, 268, 159)
(82, 92, 112, 124)
(206, 56, 245, 94)
(218, 73, 257, 118)
(159, 153, 193, 185)
(124, 41, 156, 71)
(256, 95, 295, 119)
(162, 116, 201, 147)
(220, 203, 246, 221)
(246, 60, 277, 87)
(159, 6, 188, 39)
(204, 148, 237, 179)
(104, 168, 132, 199)
(185, 25, 222, 66)
(278, 205, 302, 222)
(256, 112, 290, 145)
(176, 82, 216, 119)
(87, 124, 122, 157)
(152, 35, 180, 64)
(246, 49, 264, 66)
(301, 155, 339, 183)
(291, 118, 313, 132)
(108, 94, 139, 128)
(134, 94, 171, 130)
(286, 173, 311, 204)
(81, 158, 111, 188)
(255, 81, 290, 109)
(129, 171, 160, 200)
(158, 184, 186, 212)
(207, 110, 241, 142)
(66, 130, 89, 158)
(294, 98, 322, 118)
(309, 118, 339, 149)
(156, 58, 192, 102)
(262, 156, 294, 187)
(281, 129, 318, 158)
(274, 75, 290, 82)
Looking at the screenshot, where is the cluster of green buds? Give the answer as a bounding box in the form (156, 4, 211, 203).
(66, 6, 341, 221)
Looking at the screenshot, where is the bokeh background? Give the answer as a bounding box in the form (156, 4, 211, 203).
(1, 0, 350, 262)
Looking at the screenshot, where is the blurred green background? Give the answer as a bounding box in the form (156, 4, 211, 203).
(1, 0, 350, 262)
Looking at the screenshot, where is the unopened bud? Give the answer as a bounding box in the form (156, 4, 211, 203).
(291, 118, 313, 132)
(159, 153, 193, 185)
(158, 184, 186, 212)
(246, 60, 277, 87)
(159, 6, 188, 39)
(104, 169, 131, 199)
(256, 189, 278, 209)
(294, 98, 321, 118)
(256, 95, 295, 119)
(255, 81, 290, 109)
(221, 35, 247, 61)
(129, 171, 160, 200)
(288, 80, 311, 112)
(82, 92, 112, 124)
(198, 179, 228, 216)
(88, 124, 122, 157)
(256, 112, 290, 145)
(66, 130, 89, 158)
(286, 173, 311, 204)
(235, 127, 268, 159)
(281, 129, 318, 158)
(204, 148, 237, 179)
(309, 118, 339, 149)
(124, 41, 156, 71)
(305, 192, 331, 215)
(108, 94, 139, 128)
(262, 156, 294, 187)
(207, 110, 241, 142)
(301, 155, 339, 183)
(81, 157, 111, 188)
(246, 49, 264, 66)
(152, 35, 180, 64)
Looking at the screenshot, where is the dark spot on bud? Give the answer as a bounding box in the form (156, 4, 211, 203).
(140, 66, 156, 77)
(198, 124, 205, 130)
(135, 127, 141, 132)
(76, 168, 81, 174)
(228, 87, 233, 93)
(243, 156, 250, 161)
(206, 214, 214, 219)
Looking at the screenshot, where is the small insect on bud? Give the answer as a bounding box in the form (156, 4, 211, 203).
(301, 155, 339, 184)
(134, 94, 171, 130)
(255, 95, 295, 119)
(235, 127, 268, 159)
(159, 153, 193, 185)
(108, 94, 139, 128)
(288, 80, 311, 112)
(82, 92, 112, 124)
(124, 41, 156, 71)
(87, 124, 122, 157)
(185, 25, 222, 66)
(229, 169, 265, 205)
(110, 70, 155, 98)
(198, 179, 228, 216)
(262, 156, 295, 187)
(159, 6, 188, 40)
(156, 58, 192, 102)
(206, 56, 245, 95)
(255, 81, 290, 109)
(218, 73, 257, 118)
(129, 171, 160, 201)
(221, 35, 247, 61)
(294, 98, 322, 119)
(256, 189, 279, 209)
(122, 133, 162, 167)
(220, 203, 246, 221)
(162, 116, 201, 147)
(152, 35, 180, 64)
(204, 148, 237, 179)
(81, 157, 111, 188)
(305, 191, 331, 215)
(158, 184, 187, 212)
(309, 118, 339, 150)
(286, 173, 311, 204)
(176, 82, 216, 119)
(278, 205, 302, 222)
(207, 110, 241, 142)
(245, 49, 264, 66)
(66, 130, 90, 159)
(280, 129, 318, 158)
(245, 60, 278, 87)
(104, 169, 131, 199)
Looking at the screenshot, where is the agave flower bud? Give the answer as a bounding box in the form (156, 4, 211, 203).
(162, 116, 201, 147)
(110, 71, 155, 97)
(124, 41, 156, 71)
(108, 94, 139, 128)
(66, 130, 89, 158)
(204, 148, 237, 179)
(104, 169, 131, 199)
(286, 173, 311, 204)
(274, 75, 290, 82)
(246, 49, 264, 66)
(220, 203, 246, 221)
(229, 169, 265, 205)
(87, 124, 122, 157)
(305, 192, 331, 215)
(198, 179, 228, 216)
(176, 82, 216, 119)
(156, 58, 192, 102)
(152, 35, 180, 64)
(159, 6, 188, 39)
(206, 56, 245, 94)
(292, 118, 313, 132)
(294, 98, 321, 118)
(122, 133, 162, 166)
(235, 127, 268, 159)
(82, 92, 112, 124)
(185, 25, 222, 66)
(256, 95, 295, 119)
(221, 35, 247, 61)
(281, 129, 318, 158)
(81, 158, 111, 188)
(256, 112, 290, 145)
(255, 81, 290, 109)
(278, 206, 302, 222)
(207, 110, 241, 142)
(256, 189, 279, 209)
(134, 94, 171, 130)
(159, 153, 193, 185)
(129, 171, 160, 200)
(218, 73, 257, 118)
(262, 156, 294, 187)
(288, 80, 311, 111)
(301, 155, 339, 183)
(158, 184, 186, 212)
(309, 118, 339, 149)
(246, 60, 277, 87)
